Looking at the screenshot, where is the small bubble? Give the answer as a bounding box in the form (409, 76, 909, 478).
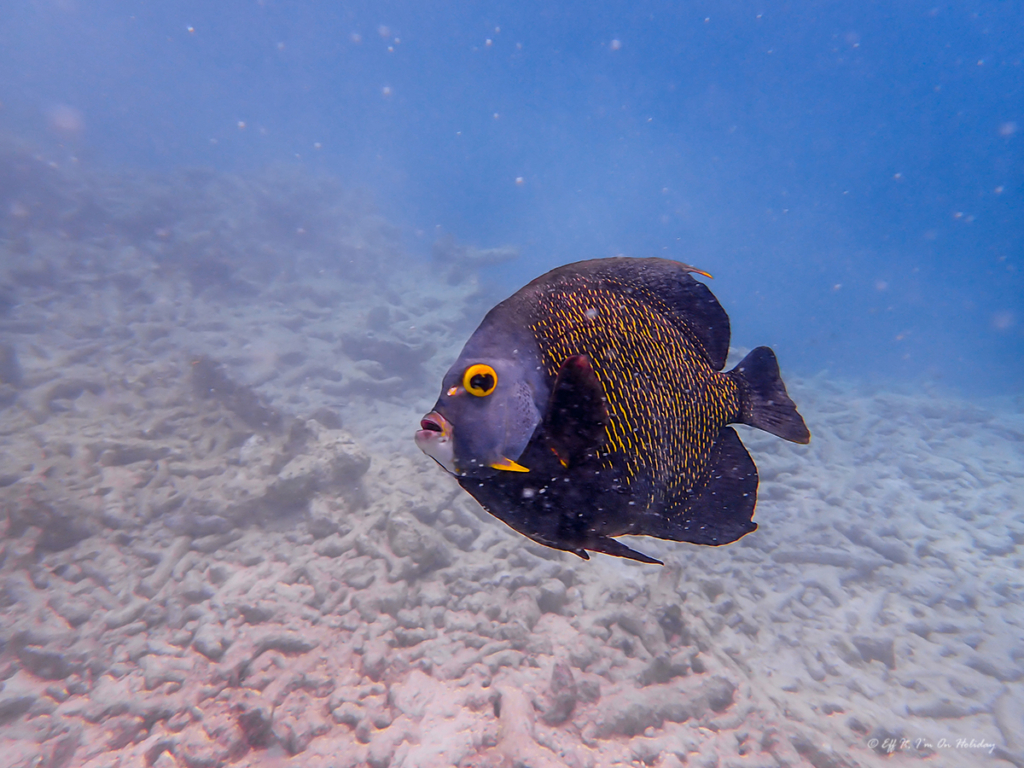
(350, 32, 362, 44)
(485, 38, 493, 46)
(382, 86, 392, 96)
(47, 104, 84, 137)
(992, 311, 1015, 330)
(237, 121, 246, 129)
(610, 39, 622, 50)
(187, 26, 195, 34)
(515, 176, 524, 185)
(999, 122, 1018, 137)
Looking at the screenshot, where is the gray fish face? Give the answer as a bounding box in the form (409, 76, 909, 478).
(418, 356, 545, 476)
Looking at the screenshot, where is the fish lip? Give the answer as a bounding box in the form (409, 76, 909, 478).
(415, 411, 457, 475)
(416, 412, 451, 442)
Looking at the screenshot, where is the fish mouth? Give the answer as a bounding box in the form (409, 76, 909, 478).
(415, 411, 457, 474)
(416, 412, 451, 441)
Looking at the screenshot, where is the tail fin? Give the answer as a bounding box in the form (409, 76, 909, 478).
(728, 347, 810, 444)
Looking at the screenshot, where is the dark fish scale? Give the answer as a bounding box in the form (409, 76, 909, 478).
(530, 280, 739, 512)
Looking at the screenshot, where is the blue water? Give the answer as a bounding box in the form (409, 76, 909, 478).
(1, 0, 1021, 394)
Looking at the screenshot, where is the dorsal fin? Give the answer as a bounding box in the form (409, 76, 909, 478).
(621, 259, 731, 371)
(538, 258, 732, 370)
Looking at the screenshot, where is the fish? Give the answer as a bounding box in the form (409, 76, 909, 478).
(415, 257, 810, 564)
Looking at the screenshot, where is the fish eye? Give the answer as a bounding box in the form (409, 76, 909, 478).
(463, 363, 497, 397)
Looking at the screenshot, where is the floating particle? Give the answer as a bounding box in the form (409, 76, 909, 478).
(992, 311, 1015, 330)
(47, 105, 83, 137)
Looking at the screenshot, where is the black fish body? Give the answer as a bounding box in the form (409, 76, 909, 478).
(416, 257, 810, 564)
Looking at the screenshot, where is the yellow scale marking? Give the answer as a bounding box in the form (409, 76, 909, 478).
(530, 277, 741, 513)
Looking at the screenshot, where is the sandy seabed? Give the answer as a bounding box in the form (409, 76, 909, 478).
(1, 142, 1022, 768)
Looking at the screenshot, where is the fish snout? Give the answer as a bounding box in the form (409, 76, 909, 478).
(415, 411, 457, 474)
(416, 411, 451, 441)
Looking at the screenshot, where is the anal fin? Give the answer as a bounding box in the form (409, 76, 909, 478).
(641, 427, 758, 546)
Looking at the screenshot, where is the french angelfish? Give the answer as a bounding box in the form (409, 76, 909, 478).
(415, 257, 810, 564)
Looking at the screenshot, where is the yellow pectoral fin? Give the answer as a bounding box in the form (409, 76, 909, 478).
(490, 457, 529, 473)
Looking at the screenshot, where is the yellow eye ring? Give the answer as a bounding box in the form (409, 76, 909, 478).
(463, 364, 497, 397)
